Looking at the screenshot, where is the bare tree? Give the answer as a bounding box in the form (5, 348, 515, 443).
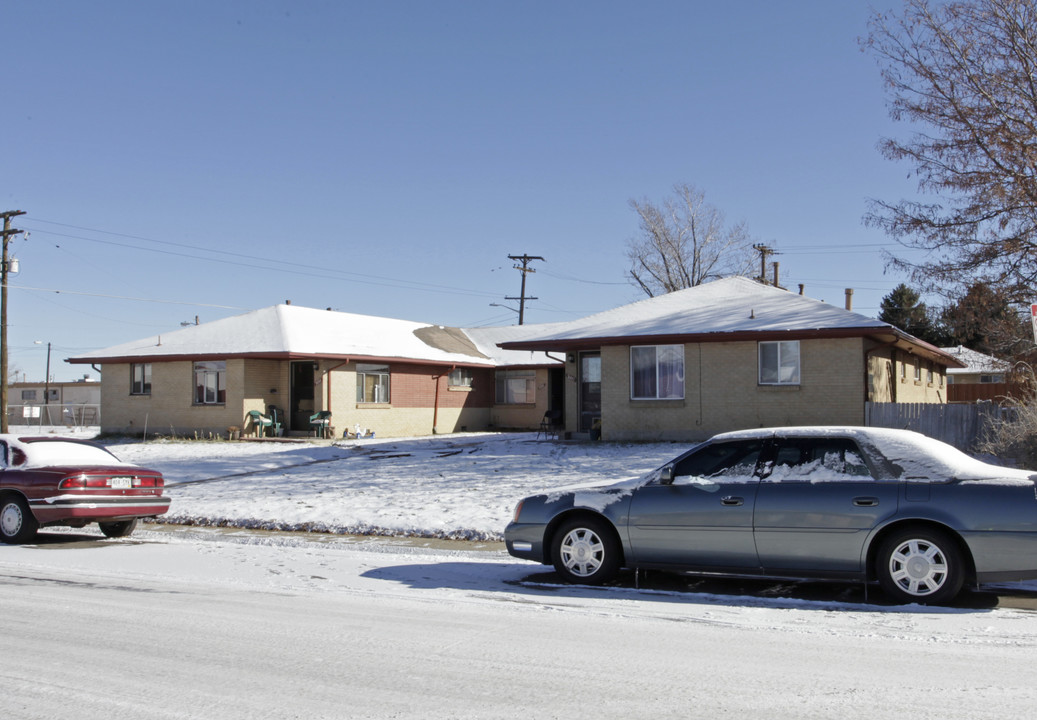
(862, 0, 1037, 304)
(627, 183, 755, 297)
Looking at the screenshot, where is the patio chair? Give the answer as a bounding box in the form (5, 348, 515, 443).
(537, 409, 563, 439)
(247, 409, 274, 438)
(266, 405, 283, 436)
(309, 410, 332, 438)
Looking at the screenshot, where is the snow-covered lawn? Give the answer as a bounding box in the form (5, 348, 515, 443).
(106, 431, 678, 540)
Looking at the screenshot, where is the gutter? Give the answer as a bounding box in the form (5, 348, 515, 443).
(432, 365, 455, 435)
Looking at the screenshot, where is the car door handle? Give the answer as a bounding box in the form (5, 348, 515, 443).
(853, 497, 879, 507)
(721, 496, 744, 506)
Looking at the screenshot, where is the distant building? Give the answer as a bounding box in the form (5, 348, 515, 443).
(6, 377, 101, 427)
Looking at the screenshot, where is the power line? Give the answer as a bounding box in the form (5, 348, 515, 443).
(23, 220, 503, 300)
(5, 284, 248, 309)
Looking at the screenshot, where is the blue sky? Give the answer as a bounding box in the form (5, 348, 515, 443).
(4, 0, 920, 382)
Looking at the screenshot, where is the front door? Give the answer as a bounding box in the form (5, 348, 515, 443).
(290, 361, 316, 432)
(579, 352, 601, 433)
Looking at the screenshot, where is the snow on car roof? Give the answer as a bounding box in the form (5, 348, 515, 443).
(709, 426, 1036, 483)
(1, 435, 129, 469)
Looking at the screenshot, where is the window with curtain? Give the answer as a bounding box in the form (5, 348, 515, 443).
(131, 363, 152, 395)
(193, 361, 226, 404)
(356, 364, 390, 403)
(759, 341, 800, 385)
(495, 370, 535, 404)
(630, 345, 685, 399)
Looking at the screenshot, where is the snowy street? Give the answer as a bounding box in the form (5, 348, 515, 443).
(2, 432, 1037, 717)
(4, 526, 1037, 719)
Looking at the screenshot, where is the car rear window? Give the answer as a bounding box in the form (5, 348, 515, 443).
(17, 440, 127, 469)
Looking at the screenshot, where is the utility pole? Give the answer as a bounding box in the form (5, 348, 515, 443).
(506, 254, 543, 325)
(1, 210, 27, 433)
(753, 244, 775, 285)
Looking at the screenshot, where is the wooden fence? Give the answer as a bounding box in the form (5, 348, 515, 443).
(865, 402, 1011, 451)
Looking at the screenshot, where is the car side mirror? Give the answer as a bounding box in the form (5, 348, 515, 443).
(659, 464, 675, 485)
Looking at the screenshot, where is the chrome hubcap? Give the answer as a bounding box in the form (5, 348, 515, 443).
(560, 528, 604, 577)
(889, 538, 948, 597)
(1, 502, 23, 537)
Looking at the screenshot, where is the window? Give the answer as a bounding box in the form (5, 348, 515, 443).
(193, 361, 226, 405)
(759, 341, 800, 385)
(357, 363, 390, 403)
(448, 368, 473, 388)
(671, 440, 764, 485)
(765, 438, 875, 482)
(631, 345, 684, 399)
(913, 361, 922, 382)
(20, 390, 37, 401)
(496, 370, 535, 404)
(131, 363, 152, 395)
(980, 374, 1004, 384)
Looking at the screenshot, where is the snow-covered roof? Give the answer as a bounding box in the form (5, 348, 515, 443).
(499, 277, 962, 366)
(68, 304, 560, 369)
(939, 346, 1011, 375)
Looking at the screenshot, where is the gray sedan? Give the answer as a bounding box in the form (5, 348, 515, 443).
(504, 427, 1037, 604)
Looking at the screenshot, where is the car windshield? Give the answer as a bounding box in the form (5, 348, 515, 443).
(12, 440, 127, 469)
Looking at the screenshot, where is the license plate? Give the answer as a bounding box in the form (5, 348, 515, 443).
(110, 477, 133, 489)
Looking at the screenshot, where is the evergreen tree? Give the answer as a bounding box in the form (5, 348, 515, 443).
(879, 284, 942, 344)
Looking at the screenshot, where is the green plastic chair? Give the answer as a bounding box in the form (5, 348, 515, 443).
(247, 410, 274, 437)
(309, 410, 332, 438)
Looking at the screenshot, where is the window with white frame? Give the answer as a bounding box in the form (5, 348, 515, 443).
(448, 368, 473, 388)
(131, 363, 152, 395)
(630, 345, 685, 399)
(20, 389, 36, 401)
(495, 370, 535, 404)
(357, 363, 390, 403)
(759, 341, 800, 385)
(193, 361, 226, 404)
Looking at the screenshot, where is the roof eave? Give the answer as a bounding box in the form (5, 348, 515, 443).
(67, 351, 501, 368)
(499, 327, 968, 368)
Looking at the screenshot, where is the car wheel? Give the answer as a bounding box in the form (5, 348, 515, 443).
(877, 527, 964, 604)
(552, 516, 620, 585)
(99, 518, 139, 538)
(0, 495, 39, 544)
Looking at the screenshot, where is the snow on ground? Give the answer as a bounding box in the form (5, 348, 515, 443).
(103, 431, 679, 540)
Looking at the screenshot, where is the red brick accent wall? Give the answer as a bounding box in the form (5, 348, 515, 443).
(388, 365, 494, 409)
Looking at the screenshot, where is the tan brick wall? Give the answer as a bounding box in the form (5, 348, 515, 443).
(491, 368, 552, 430)
(102, 360, 253, 437)
(891, 352, 948, 403)
(599, 339, 871, 442)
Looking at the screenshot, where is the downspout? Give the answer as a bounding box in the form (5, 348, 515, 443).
(432, 366, 455, 435)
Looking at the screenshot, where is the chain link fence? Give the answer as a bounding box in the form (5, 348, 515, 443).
(6, 404, 101, 429)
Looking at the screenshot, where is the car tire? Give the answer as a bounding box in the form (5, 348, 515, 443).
(99, 518, 139, 538)
(551, 516, 620, 585)
(876, 527, 964, 605)
(0, 495, 39, 544)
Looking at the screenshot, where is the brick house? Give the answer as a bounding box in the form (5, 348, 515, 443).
(498, 277, 963, 442)
(67, 304, 561, 439)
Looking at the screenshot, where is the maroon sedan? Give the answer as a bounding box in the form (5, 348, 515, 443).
(0, 435, 170, 543)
